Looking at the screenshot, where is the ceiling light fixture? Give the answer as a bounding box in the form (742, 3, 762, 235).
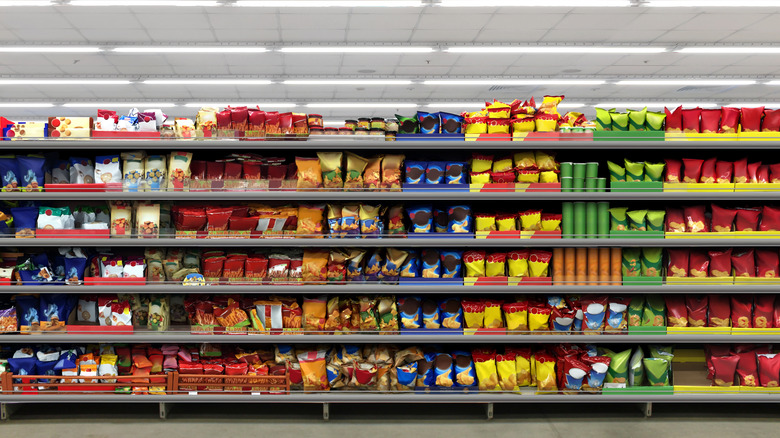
(279, 46, 433, 53)
(425, 102, 486, 108)
(235, 1, 424, 7)
(439, 0, 630, 6)
(593, 102, 719, 108)
(645, 0, 780, 6)
(446, 47, 666, 54)
(142, 79, 273, 85)
(62, 102, 178, 108)
(68, 0, 220, 6)
(306, 103, 418, 108)
(113, 47, 267, 53)
(763, 81, 780, 85)
(0, 103, 55, 108)
(0, 79, 131, 85)
(0, 46, 102, 53)
(423, 79, 606, 85)
(283, 80, 413, 85)
(183, 102, 297, 107)
(616, 80, 757, 86)
(0, 1, 53, 5)
(677, 47, 780, 54)
(725, 103, 780, 107)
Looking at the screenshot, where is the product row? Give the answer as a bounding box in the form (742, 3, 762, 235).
(608, 205, 780, 233)
(608, 158, 780, 185)
(597, 106, 780, 134)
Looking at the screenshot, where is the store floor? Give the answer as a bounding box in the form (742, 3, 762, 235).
(0, 403, 778, 436)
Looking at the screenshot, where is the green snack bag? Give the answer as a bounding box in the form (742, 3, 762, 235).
(626, 210, 647, 231)
(627, 107, 648, 131)
(645, 111, 666, 131)
(610, 112, 629, 131)
(641, 248, 663, 277)
(624, 159, 644, 182)
(646, 210, 665, 231)
(643, 358, 670, 386)
(607, 161, 626, 182)
(396, 114, 419, 134)
(629, 348, 645, 386)
(628, 296, 645, 326)
(650, 345, 675, 361)
(595, 108, 615, 131)
(642, 295, 666, 326)
(621, 248, 641, 277)
(609, 207, 628, 231)
(644, 162, 665, 182)
(604, 348, 631, 384)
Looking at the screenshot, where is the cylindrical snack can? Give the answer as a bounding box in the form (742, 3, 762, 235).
(597, 202, 610, 237)
(564, 247, 576, 285)
(585, 178, 598, 192)
(597, 177, 607, 192)
(575, 247, 587, 285)
(573, 162, 586, 179)
(610, 247, 623, 285)
(572, 177, 585, 192)
(587, 247, 599, 285)
(599, 247, 611, 286)
(560, 162, 573, 179)
(552, 247, 565, 285)
(562, 202, 574, 238)
(561, 176, 573, 192)
(573, 202, 586, 238)
(586, 202, 597, 238)
(585, 162, 599, 178)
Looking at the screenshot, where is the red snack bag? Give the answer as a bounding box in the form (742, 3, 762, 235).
(490, 171, 515, 184)
(748, 161, 762, 183)
(733, 158, 749, 183)
(665, 208, 685, 232)
(245, 255, 269, 279)
(770, 164, 780, 183)
(720, 107, 740, 133)
(206, 207, 233, 232)
(715, 161, 733, 183)
(754, 295, 775, 328)
(700, 109, 721, 134)
(682, 108, 702, 133)
(700, 157, 717, 183)
(689, 251, 709, 278)
(731, 295, 754, 328)
(736, 351, 758, 386)
(740, 107, 765, 132)
(664, 158, 682, 183)
(667, 248, 689, 277)
(229, 106, 248, 132)
(711, 354, 739, 387)
(683, 205, 708, 233)
(710, 204, 736, 232)
(279, 112, 293, 135)
(705, 345, 732, 379)
(758, 165, 770, 183)
(682, 158, 704, 183)
(664, 106, 683, 132)
(760, 206, 780, 232)
(707, 294, 730, 327)
(685, 295, 708, 327)
(757, 354, 780, 387)
(732, 249, 756, 278)
(755, 249, 779, 278)
(763, 109, 780, 132)
(735, 208, 761, 232)
(664, 295, 688, 327)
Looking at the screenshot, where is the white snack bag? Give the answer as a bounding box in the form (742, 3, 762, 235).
(77, 297, 97, 322)
(94, 155, 121, 184)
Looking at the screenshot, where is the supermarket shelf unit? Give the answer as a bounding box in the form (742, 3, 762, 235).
(4, 138, 780, 421)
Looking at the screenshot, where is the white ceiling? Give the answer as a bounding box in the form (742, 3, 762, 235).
(1, 4, 780, 118)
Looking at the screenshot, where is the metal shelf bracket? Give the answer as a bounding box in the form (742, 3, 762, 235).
(159, 402, 170, 420)
(644, 402, 652, 418)
(0, 402, 7, 421)
(323, 402, 330, 421)
(486, 402, 494, 420)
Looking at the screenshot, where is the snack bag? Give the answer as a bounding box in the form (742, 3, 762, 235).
(603, 348, 631, 384)
(535, 352, 558, 392)
(439, 297, 462, 329)
(642, 295, 666, 327)
(317, 152, 343, 189)
(297, 349, 329, 392)
(496, 352, 518, 391)
(472, 350, 499, 391)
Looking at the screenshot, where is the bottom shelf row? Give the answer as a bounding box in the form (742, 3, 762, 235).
(0, 342, 776, 396)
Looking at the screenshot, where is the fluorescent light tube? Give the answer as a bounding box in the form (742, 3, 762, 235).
(63, 102, 178, 108)
(0, 79, 131, 85)
(0, 46, 102, 53)
(306, 103, 418, 108)
(645, 0, 780, 6)
(594, 102, 719, 108)
(764, 81, 780, 85)
(439, 0, 630, 6)
(142, 79, 272, 85)
(113, 47, 267, 53)
(678, 47, 780, 54)
(183, 102, 297, 107)
(725, 103, 780, 107)
(558, 103, 586, 108)
(425, 102, 486, 108)
(447, 47, 666, 54)
(0, 1, 53, 5)
(423, 80, 605, 85)
(617, 80, 757, 86)
(236, 1, 423, 7)
(69, 1, 220, 6)
(283, 80, 412, 85)
(0, 103, 55, 108)
(280, 46, 433, 53)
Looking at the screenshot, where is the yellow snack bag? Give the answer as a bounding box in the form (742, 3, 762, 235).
(483, 300, 504, 328)
(507, 250, 529, 277)
(473, 350, 500, 391)
(541, 214, 562, 231)
(503, 302, 528, 331)
(529, 250, 552, 277)
(475, 214, 496, 232)
(529, 353, 537, 386)
(539, 171, 558, 183)
(486, 253, 506, 277)
(486, 100, 511, 119)
(535, 352, 558, 391)
(497, 353, 519, 391)
(538, 95, 564, 117)
(513, 151, 536, 170)
(519, 210, 542, 231)
(462, 300, 485, 328)
(515, 349, 532, 387)
(471, 154, 493, 173)
(492, 156, 513, 173)
(512, 115, 535, 133)
(534, 151, 558, 171)
(528, 305, 551, 332)
(470, 171, 491, 184)
(496, 214, 516, 231)
(517, 169, 540, 183)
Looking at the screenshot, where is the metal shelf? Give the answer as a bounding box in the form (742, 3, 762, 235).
(11, 139, 780, 150)
(1, 393, 779, 404)
(0, 333, 770, 343)
(2, 284, 780, 294)
(5, 191, 780, 201)
(5, 237, 780, 247)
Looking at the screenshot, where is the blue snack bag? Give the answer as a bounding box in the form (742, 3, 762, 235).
(425, 162, 446, 184)
(65, 257, 87, 285)
(416, 352, 437, 388)
(440, 251, 463, 278)
(404, 161, 427, 184)
(421, 249, 441, 278)
(398, 296, 422, 329)
(434, 209, 448, 233)
(452, 351, 477, 388)
(365, 250, 384, 282)
(448, 205, 472, 233)
(433, 352, 455, 388)
(10, 206, 37, 238)
(400, 250, 419, 277)
(416, 111, 440, 134)
(15, 295, 40, 330)
(40, 294, 69, 325)
(421, 298, 440, 329)
(17, 156, 45, 192)
(407, 205, 433, 233)
(438, 297, 463, 329)
(446, 162, 467, 184)
(439, 112, 464, 134)
(0, 156, 19, 191)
